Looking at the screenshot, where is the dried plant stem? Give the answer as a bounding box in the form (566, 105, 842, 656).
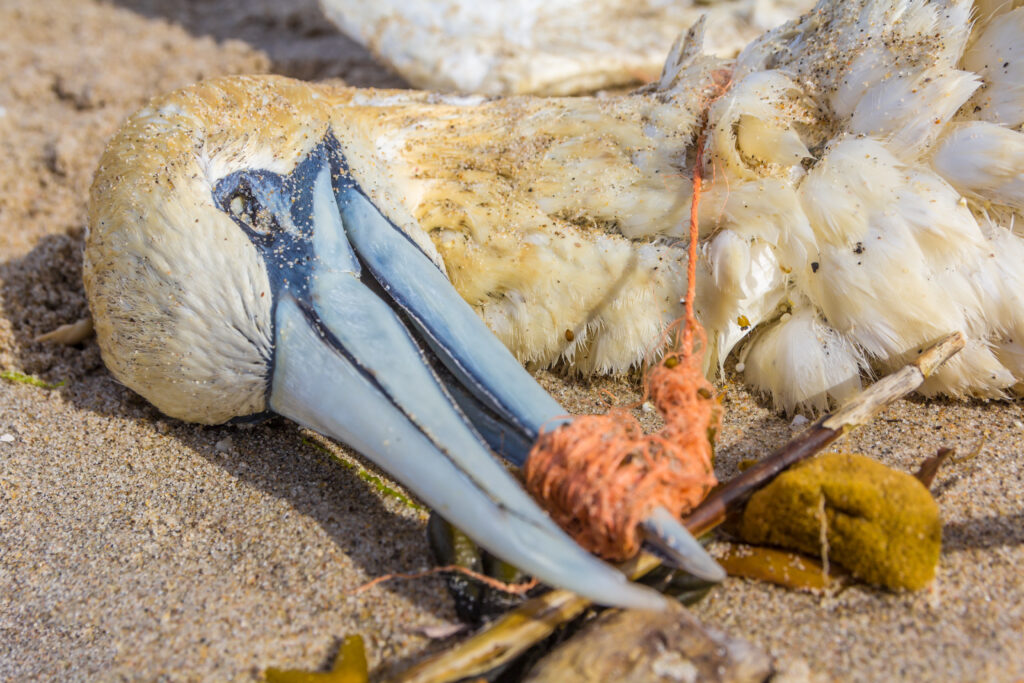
(387, 554, 659, 683)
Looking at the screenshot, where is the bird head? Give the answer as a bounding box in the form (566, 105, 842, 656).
(84, 75, 719, 610)
(86, 76, 337, 424)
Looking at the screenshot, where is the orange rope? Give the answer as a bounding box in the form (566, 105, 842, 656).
(358, 73, 731, 594)
(524, 82, 729, 561)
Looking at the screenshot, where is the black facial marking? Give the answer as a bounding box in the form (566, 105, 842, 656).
(212, 137, 352, 413)
(211, 131, 441, 420)
(214, 162, 324, 299)
(213, 131, 438, 301)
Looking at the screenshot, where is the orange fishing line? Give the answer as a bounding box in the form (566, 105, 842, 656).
(524, 75, 731, 561)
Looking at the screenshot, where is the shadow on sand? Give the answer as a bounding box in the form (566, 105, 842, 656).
(0, 231, 445, 610)
(109, 0, 409, 87)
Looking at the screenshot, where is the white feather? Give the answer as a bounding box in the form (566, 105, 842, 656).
(743, 305, 864, 414)
(699, 235, 787, 370)
(708, 229, 752, 296)
(933, 122, 1024, 210)
(702, 179, 816, 273)
(963, 7, 1024, 127)
(848, 67, 980, 160)
(707, 70, 810, 182)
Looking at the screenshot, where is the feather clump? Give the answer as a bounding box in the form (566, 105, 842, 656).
(686, 0, 1024, 413)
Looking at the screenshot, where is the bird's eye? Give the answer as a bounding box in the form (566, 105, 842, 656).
(228, 187, 276, 236)
(229, 193, 246, 218)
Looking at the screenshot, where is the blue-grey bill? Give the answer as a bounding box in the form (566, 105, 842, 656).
(256, 151, 719, 609)
(641, 506, 726, 582)
(269, 292, 668, 610)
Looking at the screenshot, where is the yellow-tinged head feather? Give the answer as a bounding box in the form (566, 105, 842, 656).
(84, 76, 343, 424)
(85, 1, 1024, 421)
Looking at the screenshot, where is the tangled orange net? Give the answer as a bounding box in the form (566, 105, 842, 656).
(356, 75, 731, 596)
(524, 125, 722, 561)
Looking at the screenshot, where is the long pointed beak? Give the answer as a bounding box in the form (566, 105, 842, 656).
(272, 293, 669, 610)
(333, 170, 725, 585)
(218, 133, 719, 608)
(236, 139, 665, 610)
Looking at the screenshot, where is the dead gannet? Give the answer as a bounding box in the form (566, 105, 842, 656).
(319, 0, 814, 95)
(85, 0, 1023, 605)
(83, 75, 726, 611)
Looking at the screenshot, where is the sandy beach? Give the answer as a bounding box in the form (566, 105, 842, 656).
(1, 0, 1022, 680)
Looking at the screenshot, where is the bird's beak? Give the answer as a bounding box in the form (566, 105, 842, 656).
(213, 133, 716, 609)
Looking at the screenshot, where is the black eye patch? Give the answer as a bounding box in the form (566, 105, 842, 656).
(213, 170, 290, 247)
(209, 137, 348, 301)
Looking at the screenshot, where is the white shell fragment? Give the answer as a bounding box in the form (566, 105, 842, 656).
(319, 0, 813, 94)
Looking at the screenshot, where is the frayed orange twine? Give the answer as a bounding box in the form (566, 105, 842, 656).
(524, 85, 730, 561)
(352, 73, 732, 597)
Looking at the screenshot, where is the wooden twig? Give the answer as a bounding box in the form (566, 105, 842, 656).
(390, 332, 965, 683)
(685, 332, 964, 534)
(387, 553, 660, 683)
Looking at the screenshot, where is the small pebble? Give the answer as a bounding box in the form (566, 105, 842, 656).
(789, 415, 809, 429)
(0, 433, 15, 443)
(215, 436, 234, 453)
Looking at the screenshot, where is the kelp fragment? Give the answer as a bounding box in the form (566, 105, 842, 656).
(265, 634, 368, 683)
(716, 544, 844, 592)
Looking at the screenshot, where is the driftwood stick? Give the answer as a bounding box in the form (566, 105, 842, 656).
(685, 331, 964, 535)
(388, 553, 660, 683)
(390, 332, 965, 683)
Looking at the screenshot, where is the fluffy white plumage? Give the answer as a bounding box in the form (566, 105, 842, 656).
(87, 0, 1024, 421)
(934, 122, 1024, 210)
(684, 0, 1024, 412)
